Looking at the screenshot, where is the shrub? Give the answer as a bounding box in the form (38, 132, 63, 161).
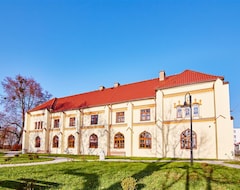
(121, 177, 137, 190)
(14, 154, 19, 157)
(4, 157, 12, 162)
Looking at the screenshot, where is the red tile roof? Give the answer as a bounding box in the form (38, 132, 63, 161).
(29, 70, 224, 112)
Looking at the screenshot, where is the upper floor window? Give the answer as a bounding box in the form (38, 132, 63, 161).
(185, 107, 190, 118)
(69, 117, 76, 127)
(193, 104, 199, 117)
(91, 115, 98, 125)
(139, 131, 151, 149)
(89, 134, 98, 148)
(35, 136, 41, 148)
(180, 129, 197, 149)
(35, 121, 43, 130)
(114, 132, 124, 148)
(116, 112, 125, 123)
(68, 135, 75, 148)
(53, 135, 59, 148)
(140, 109, 150, 121)
(54, 119, 60, 128)
(176, 106, 182, 118)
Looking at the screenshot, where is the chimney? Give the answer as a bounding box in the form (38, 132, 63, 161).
(114, 82, 120, 88)
(99, 86, 105, 91)
(159, 70, 165, 81)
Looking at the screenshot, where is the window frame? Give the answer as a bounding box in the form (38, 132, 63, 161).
(91, 114, 98, 125)
(89, 134, 98, 148)
(114, 132, 125, 149)
(68, 135, 75, 148)
(140, 109, 151, 121)
(35, 136, 41, 148)
(139, 131, 152, 149)
(54, 119, 60, 128)
(116, 112, 125, 123)
(69, 117, 76, 127)
(180, 129, 197, 149)
(176, 106, 183, 118)
(53, 135, 59, 148)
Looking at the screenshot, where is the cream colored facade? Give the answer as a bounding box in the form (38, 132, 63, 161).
(22, 74, 234, 160)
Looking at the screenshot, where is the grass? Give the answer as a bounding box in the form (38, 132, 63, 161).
(0, 153, 53, 164)
(0, 160, 240, 189)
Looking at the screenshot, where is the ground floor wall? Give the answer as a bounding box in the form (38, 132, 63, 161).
(24, 121, 234, 160)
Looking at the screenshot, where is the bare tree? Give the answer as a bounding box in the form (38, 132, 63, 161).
(0, 74, 52, 144)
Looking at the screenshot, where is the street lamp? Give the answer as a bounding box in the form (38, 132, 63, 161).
(183, 92, 193, 165)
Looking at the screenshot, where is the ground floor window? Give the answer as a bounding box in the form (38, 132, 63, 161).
(53, 135, 59, 148)
(89, 134, 98, 148)
(68, 135, 75, 148)
(35, 136, 41, 148)
(114, 132, 124, 148)
(139, 131, 151, 149)
(180, 129, 197, 149)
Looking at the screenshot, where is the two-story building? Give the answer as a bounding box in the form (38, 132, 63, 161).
(22, 70, 234, 159)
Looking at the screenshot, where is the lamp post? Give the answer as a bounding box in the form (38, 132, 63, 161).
(184, 92, 193, 165)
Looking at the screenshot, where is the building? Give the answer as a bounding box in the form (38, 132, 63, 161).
(22, 70, 234, 159)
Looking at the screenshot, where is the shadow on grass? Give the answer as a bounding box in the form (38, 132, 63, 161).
(63, 169, 100, 190)
(106, 161, 174, 190)
(0, 178, 60, 190)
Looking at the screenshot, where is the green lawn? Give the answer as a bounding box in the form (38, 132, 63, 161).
(0, 161, 240, 190)
(0, 153, 53, 164)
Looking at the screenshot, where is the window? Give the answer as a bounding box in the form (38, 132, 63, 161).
(185, 107, 190, 118)
(114, 132, 124, 148)
(176, 107, 182, 118)
(53, 135, 59, 148)
(91, 115, 98, 125)
(193, 104, 199, 117)
(180, 129, 197, 149)
(35, 136, 41, 148)
(35, 121, 43, 129)
(54, 119, 60, 128)
(68, 135, 75, 148)
(69, 117, 76, 127)
(116, 112, 125, 123)
(139, 131, 151, 149)
(140, 109, 150, 121)
(89, 134, 98, 148)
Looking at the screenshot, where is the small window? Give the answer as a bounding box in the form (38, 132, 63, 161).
(35, 136, 41, 148)
(139, 131, 151, 149)
(114, 132, 124, 148)
(116, 112, 125, 123)
(35, 121, 43, 129)
(193, 104, 199, 117)
(185, 107, 190, 118)
(176, 107, 182, 118)
(89, 134, 98, 148)
(140, 109, 150, 121)
(180, 129, 197, 149)
(54, 119, 60, 128)
(68, 135, 75, 148)
(69, 117, 76, 126)
(53, 135, 59, 148)
(91, 115, 98, 125)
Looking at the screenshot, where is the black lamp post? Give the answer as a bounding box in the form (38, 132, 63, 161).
(184, 92, 193, 165)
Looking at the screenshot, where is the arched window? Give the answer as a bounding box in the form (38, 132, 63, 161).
(139, 131, 151, 149)
(35, 136, 41, 148)
(68, 135, 75, 148)
(180, 129, 197, 149)
(114, 132, 124, 148)
(89, 134, 98, 148)
(53, 135, 59, 148)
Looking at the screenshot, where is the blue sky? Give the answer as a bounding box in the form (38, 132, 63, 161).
(0, 0, 239, 127)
